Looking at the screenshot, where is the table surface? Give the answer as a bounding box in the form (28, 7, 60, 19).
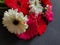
(0, 0, 60, 45)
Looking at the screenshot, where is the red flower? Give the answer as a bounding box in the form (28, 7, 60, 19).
(37, 15, 47, 35)
(4, 0, 29, 15)
(16, 13, 47, 40)
(18, 0, 29, 9)
(41, 0, 52, 6)
(17, 13, 38, 40)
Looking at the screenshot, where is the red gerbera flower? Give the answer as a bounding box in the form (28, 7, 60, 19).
(4, 0, 29, 15)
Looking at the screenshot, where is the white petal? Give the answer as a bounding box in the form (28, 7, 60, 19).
(2, 9, 29, 34)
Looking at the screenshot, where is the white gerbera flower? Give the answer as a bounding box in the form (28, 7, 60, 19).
(29, 0, 43, 14)
(2, 9, 28, 34)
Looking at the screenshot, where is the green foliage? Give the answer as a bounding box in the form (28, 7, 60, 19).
(0, 0, 8, 13)
(0, 0, 8, 10)
(0, 0, 4, 3)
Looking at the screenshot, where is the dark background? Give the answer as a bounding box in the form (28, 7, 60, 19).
(0, 0, 60, 45)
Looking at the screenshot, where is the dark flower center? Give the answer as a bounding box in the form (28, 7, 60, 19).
(17, 1, 21, 6)
(13, 19, 19, 25)
(42, 8, 47, 13)
(35, 1, 37, 6)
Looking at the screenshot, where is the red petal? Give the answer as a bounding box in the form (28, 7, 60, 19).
(18, 0, 29, 9)
(4, 0, 29, 15)
(5, 0, 19, 9)
(41, 0, 52, 6)
(37, 15, 47, 35)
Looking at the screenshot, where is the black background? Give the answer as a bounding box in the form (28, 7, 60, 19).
(0, 0, 60, 45)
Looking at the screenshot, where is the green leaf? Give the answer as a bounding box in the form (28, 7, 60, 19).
(0, 0, 4, 3)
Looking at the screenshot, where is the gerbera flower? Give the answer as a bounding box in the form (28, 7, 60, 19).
(29, 0, 43, 14)
(2, 9, 28, 34)
(17, 13, 38, 40)
(4, 0, 29, 15)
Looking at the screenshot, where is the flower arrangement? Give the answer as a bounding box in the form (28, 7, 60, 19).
(0, 0, 53, 40)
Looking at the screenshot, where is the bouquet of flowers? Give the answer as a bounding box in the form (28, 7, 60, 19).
(0, 0, 53, 40)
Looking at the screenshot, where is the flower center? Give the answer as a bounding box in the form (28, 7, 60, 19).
(17, 1, 21, 6)
(13, 19, 19, 25)
(35, 1, 37, 6)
